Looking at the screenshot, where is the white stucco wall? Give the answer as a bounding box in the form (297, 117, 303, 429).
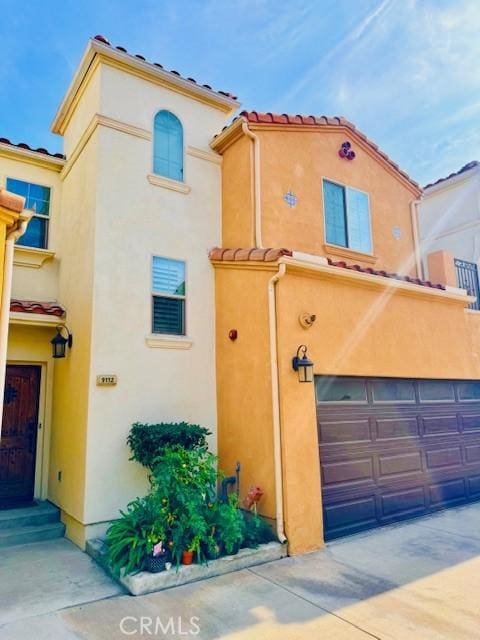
(81, 64, 227, 524)
(418, 167, 480, 277)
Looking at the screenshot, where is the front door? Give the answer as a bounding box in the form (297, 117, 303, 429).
(0, 366, 41, 506)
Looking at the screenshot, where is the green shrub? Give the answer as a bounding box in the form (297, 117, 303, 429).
(242, 510, 276, 548)
(215, 494, 245, 554)
(127, 422, 211, 469)
(105, 495, 166, 577)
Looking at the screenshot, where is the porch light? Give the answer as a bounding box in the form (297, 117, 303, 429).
(292, 345, 314, 383)
(51, 326, 73, 359)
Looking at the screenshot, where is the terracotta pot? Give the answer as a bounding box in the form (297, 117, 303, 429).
(182, 550, 194, 565)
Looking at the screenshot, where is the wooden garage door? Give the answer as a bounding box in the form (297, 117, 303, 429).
(317, 377, 480, 540)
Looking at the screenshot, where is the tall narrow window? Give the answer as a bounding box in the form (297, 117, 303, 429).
(153, 110, 183, 181)
(6, 178, 50, 249)
(152, 257, 186, 335)
(323, 179, 372, 254)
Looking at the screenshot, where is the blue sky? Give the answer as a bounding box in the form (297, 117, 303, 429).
(0, 0, 478, 185)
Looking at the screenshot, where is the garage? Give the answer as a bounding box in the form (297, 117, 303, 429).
(317, 376, 480, 540)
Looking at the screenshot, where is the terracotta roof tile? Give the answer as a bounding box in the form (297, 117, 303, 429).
(424, 160, 479, 189)
(216, 111, 420, 191)
(93, 35, 238, 101)
(0, 136, 65, 160)
(0, 188, 24, 214)
(209, 247, 445, 290)
(326, 258, 445, 290)
(10, 299, 65, 317)
(208, 247, 292, 262)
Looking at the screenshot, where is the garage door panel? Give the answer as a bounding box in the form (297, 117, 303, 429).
(322, 457, 373, 486)
(422, 415, 460, 436)
(425, 447, 462, 469)
(429, 478, 466, 506)
(380, 486, 427, 517)
(375, 417, 419, 440)
(462, 415, 480, 432)
(318, 376, 480, 540)
(378, 451, 423, 477)
(318, 419, 371, 444)
(324, 496, 377, 537)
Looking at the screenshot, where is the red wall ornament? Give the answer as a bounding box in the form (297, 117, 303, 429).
(339, 141, 355, 160)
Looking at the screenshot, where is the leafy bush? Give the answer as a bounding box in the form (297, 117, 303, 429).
(242, 510, 276, 548)
(127, 422, 211, 469)
(215, 494, 245, 554)
(105, 495, 165, 576)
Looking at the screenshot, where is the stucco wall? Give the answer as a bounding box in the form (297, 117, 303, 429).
(419, 170, 480, 273)
(220, 127, 420, 275)
(1, 155, 62, 301)
(214, 259, 480, 552)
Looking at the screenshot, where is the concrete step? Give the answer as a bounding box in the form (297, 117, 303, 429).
(0, 521, 66, 548)
(0, 501, 60, 530)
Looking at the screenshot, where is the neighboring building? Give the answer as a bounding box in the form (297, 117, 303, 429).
(0, 35, 238, 547)
(211, 113, 480, 553)
(418, 161, 480, 309)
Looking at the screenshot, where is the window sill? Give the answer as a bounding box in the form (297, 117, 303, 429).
(323, 243, 378, 265)
(13, 246, 55, 269)
(145, 334, 193, 349)
(147, 174, 191, 194)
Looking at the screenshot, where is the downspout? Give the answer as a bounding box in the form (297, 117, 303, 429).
(410, 197, 424, 280)
(241, 121, 263, 248)
(0, 214, 30, 435)
(267, 262, 287, 544)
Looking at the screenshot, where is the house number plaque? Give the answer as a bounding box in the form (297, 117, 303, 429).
(96, 375, 118, 386)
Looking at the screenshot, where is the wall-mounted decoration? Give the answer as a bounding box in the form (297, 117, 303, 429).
(392, 226, 402, 240)
(339, 141, 356, 160)
(283, 191, 298, 208)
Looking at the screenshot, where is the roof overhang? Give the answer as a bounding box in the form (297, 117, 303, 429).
(52, 39, 240, 135)
(0, 142, 65, 171)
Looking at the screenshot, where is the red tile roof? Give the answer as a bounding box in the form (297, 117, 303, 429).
(10, 299, 65, 317)
(215, 111, 420, 191)
(326, 259, 445, 290)
(93, 35, 238, 101)
(424, 160, 479, 189)
(209, 247, 445, 290)
(0, 189, 24, 214)
(209, 247, 293, 262)
(0, 137, 65, 160)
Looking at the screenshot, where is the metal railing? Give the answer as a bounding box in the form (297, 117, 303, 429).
(455, 258, 480, 310)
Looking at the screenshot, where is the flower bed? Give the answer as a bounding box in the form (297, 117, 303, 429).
(103, 422, 280, 581)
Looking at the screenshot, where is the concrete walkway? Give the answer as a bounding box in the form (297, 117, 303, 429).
(1, 503, 480, 639)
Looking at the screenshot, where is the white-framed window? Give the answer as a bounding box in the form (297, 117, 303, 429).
(153, 110, 184, 181)
(6, 178, 51, 249)
(323, 179, 372, 254)
(152, 256, 186, 335)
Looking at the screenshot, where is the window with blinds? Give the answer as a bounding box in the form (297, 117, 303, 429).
(6, 178, 51, 249)
(153, 110, 184, 181)
(323, 179, 372, 254)
(152, 257, 186, 335)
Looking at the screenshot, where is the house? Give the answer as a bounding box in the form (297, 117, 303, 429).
(418, 161, 480, 310)
(210, 112, 480, 553)
(0, 35, 238, 548)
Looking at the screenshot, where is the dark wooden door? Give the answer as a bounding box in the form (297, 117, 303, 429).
(0, 366, 41, 505)
(317, 376, 480, 540)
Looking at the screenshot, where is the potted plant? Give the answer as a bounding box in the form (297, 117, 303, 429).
(145, 539, 169, 573)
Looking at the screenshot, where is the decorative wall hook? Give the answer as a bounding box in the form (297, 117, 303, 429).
(299, 312, 317, 329)
(339, 141, 356, 160)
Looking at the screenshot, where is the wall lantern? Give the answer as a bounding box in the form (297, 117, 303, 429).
(51, 325, 73, 359)
(292, 345, 314, 383)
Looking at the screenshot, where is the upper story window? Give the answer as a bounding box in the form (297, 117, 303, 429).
(6, 178, 50, 249)
(152, 256, 186, 335)
(153, 110, 184, 182)
(323, 179, 372, 254)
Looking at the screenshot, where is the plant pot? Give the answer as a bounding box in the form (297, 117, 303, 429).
(145, 553, 168, 573)
(182, 550, 194, 565)
(205, 543, 222, 560)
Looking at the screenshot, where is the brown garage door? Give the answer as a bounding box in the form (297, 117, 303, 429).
(317, 377, 480, 540)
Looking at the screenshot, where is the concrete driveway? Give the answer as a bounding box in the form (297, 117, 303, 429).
(1, 502, 480, 639)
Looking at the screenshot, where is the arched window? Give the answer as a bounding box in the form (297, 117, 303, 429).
(153, 110, 183, 181)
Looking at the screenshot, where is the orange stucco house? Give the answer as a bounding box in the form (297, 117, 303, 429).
(210, 112, 480, 554)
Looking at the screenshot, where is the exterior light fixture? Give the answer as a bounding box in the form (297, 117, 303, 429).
(51, 325, 73, 359)
(292, 344, 314, 383)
